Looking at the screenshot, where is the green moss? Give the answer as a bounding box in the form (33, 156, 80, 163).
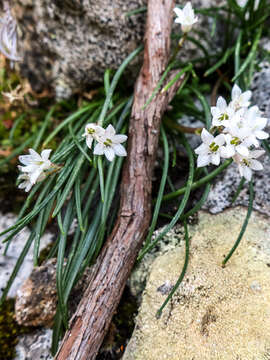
(0, 299, 33, 360)
(38, 243, 54, 266)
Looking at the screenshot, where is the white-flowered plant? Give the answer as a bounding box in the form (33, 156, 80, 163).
(83, 123, 105, 149)
(195, 84, 269, 181)
(18, 172, 46, 192)
(211, 96, 235, 128)
(173, 2, 198, 33)
(18, 149, 53, 191)
(84, 123, 128, 162)
(230, 84, 252, 111)
(195, 129, 225, 166)
(233, 150, 265, 181)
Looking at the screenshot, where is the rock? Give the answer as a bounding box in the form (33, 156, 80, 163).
(12, 0, 224, 98)
(129, 224, 185, 299)
(15, 259, 58, 327)
(0, 212, 53, 298)
(14, 0, 146, 98)
(15, 328, 53, 360)
(124, 208, 270, 360)
(204, 61, 270, 216)
(15, 258, 92, 327)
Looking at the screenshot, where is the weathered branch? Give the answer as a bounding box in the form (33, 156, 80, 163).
(55, 1, 180, 358)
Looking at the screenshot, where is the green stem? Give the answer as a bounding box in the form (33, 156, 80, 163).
(144, 126, 169, 248)
(222, 180, 254, 267)
(138, 134, 194, 261)
(156, 221, 189, 318)
(231, 177, 245, 204)
(162, 159, 232, 202)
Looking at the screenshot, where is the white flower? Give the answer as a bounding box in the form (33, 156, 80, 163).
(174, 2, 198, 33)
(83, 123, 105, 149)
(245, 106, 269, 143)
(18, 172, 45, 192)
(236, 0, 248, 7)
(229, 84, 252, 111)
(93, 124, 127, 162)
(195, 129, 225, 167)
(226, 106, 268, 150)
(18, 148, 52, 185)
(211, 96, 235, 128)
(221, 133, 250, 158)
(233, 150, 265, 181)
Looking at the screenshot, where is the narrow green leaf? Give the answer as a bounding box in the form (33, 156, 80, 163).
(144, 126, 169, 248)
(222, 180, 254, 267)
(156, 221, 189, 318)
(52, 154, 85, 217)
(98, 45, 143, 126)
(232, 28, 262, 82)
(162, 159, 232, 202)
(138, 134, 194, 260)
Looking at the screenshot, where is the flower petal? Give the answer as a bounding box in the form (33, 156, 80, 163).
(194, 143, 208, 155)
(29, 169, 42, 184)
(220, 145, 235, 158)
(28, 148, 41, 161)
(211, 153, 220, 166)
(197, 154, 210, 167)
(41, 149, 52, 161)
(215, 134, 225, 146)
(86, 136, 93, 149)
(236, 144, 249, 157)
(250, 150, 265, 159)
(216, 96, 227, 111)
(105, 124, 116, 138)
(113, 144, 127, 157)
(250, 159, 263, 171)
(231, 84, 241, 100)
(113, 134, 128, 144)
(255, 130, 269, 140)
(93, 143, 104, 155)
(18, 155, 33, 165)
(104, 147, 115, 162)
(173, 7, 184, 19)
(201, 128, 213, 145)
(242, 166, 252, 181)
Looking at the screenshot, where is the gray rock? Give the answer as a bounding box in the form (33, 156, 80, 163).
(0, 211, 53, 298)
(14, 0, 146, 98)
(12, 0, 224, 98)
(15, 329, 53, 360)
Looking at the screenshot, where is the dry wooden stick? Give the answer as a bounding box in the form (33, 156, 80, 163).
(55, 1, 181, 358)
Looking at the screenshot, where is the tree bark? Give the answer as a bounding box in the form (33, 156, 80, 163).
(55, 0, 180, 359)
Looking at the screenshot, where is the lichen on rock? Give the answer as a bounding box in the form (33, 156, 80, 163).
(124, 208, 270, 360)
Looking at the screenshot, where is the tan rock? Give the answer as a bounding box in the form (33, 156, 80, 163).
(124, 207, 270, 360)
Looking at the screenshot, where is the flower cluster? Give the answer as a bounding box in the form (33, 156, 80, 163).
(173, 2, 198, 33)
(18, 149, 53, 192)
(0, 1, 21, 65)
(83, 123, 127, 162)
(195, 84, 269, 181)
